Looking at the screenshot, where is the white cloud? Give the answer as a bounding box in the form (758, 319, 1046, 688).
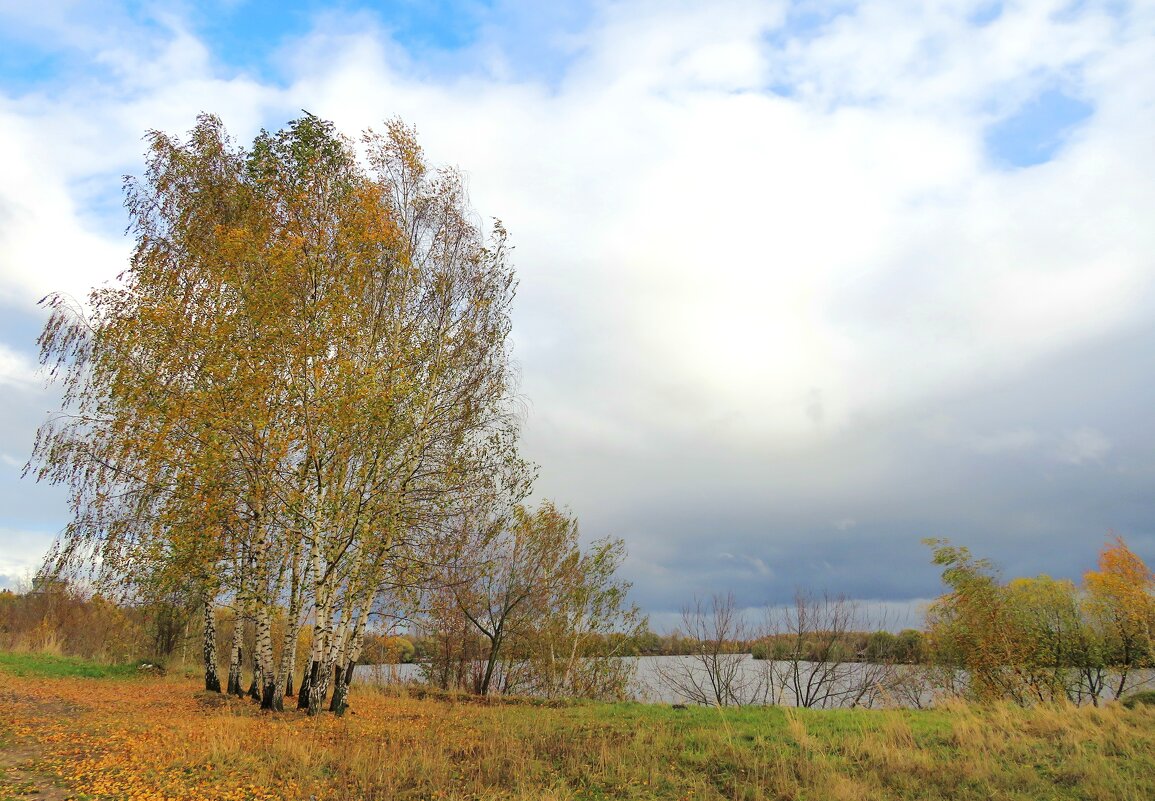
(4, 4, 1150, 424)
(0, 342, 38, 388)
(0, 0, 1152, 604)
(0, 527, 53, 588)
(1055, 426, 1111, 465)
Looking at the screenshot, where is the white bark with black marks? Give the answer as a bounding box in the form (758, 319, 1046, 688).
(203, 600, 221, 693)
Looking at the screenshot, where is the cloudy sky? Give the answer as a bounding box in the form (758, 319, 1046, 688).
(1, 0, 1153, 627)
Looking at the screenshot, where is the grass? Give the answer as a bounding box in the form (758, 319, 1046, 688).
(0, 651, 140, 679)
(1, 652, 1154, 800)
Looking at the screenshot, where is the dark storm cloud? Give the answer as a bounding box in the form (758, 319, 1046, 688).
(525, 321, 1155, 618)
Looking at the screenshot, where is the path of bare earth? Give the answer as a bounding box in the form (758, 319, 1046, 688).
(0, 688, 88, 801)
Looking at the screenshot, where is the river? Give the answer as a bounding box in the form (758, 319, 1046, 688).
(356, 656, 1155, 708)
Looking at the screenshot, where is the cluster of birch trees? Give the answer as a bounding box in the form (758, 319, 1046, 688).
(29, 113, 595, 714)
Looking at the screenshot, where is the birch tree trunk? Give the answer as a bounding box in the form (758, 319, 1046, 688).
(311, 603, 352, 715)
(330, 596, 371, 713)
(227, 614, 245, 696)
(271, 599, 303, 710)
(305, 585, 338, 714)
(247, 640, 261, 701)
(203, 600, 221, 692)
(299, 545, 330, 710)
(247, 613, 263, 701)
(273, 540, 305, 706)
(276, 620, 301, 703)
(297, 658, 317, 710)
(256, 603, 279, 710)
(330, 628, 364, 716)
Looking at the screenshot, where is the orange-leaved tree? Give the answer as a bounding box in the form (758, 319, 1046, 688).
(924, 539, 1028, 702)
(1083, 535, 1155, 698)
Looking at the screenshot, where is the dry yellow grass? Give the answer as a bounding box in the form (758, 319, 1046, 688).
(2, 660, 1155, 801)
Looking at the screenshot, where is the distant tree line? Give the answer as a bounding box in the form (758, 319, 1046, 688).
(751, 628, 926, 665)
(0, 580, 164, 663)
(361, 625, 926, 666)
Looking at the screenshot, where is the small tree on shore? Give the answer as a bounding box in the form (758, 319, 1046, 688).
(427, 501, 643, 700)
(1084, 536, 1155, 699)
(765, 591, 892, 708)
(653, 593, 763, 706)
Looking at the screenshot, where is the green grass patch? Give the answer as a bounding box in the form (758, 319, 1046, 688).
(0, 650, 139, 679)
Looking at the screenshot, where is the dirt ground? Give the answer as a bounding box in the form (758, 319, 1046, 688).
(0, 690, 84, 801)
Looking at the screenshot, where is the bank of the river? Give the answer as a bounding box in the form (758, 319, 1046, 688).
(2, 651, 1154, 801)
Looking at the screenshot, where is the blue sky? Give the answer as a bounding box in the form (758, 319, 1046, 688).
(986, 86, 1094, 167)
(1, 0, 1153, 627)
(0, 1, 596, 92)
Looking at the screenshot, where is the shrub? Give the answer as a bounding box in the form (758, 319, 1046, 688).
(1121, 690, 1155, 709)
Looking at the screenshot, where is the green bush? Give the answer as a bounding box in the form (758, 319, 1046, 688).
(1122, 690, 1155, 709)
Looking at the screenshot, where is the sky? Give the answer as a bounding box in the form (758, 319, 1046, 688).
(1, 0, 1153, 630)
